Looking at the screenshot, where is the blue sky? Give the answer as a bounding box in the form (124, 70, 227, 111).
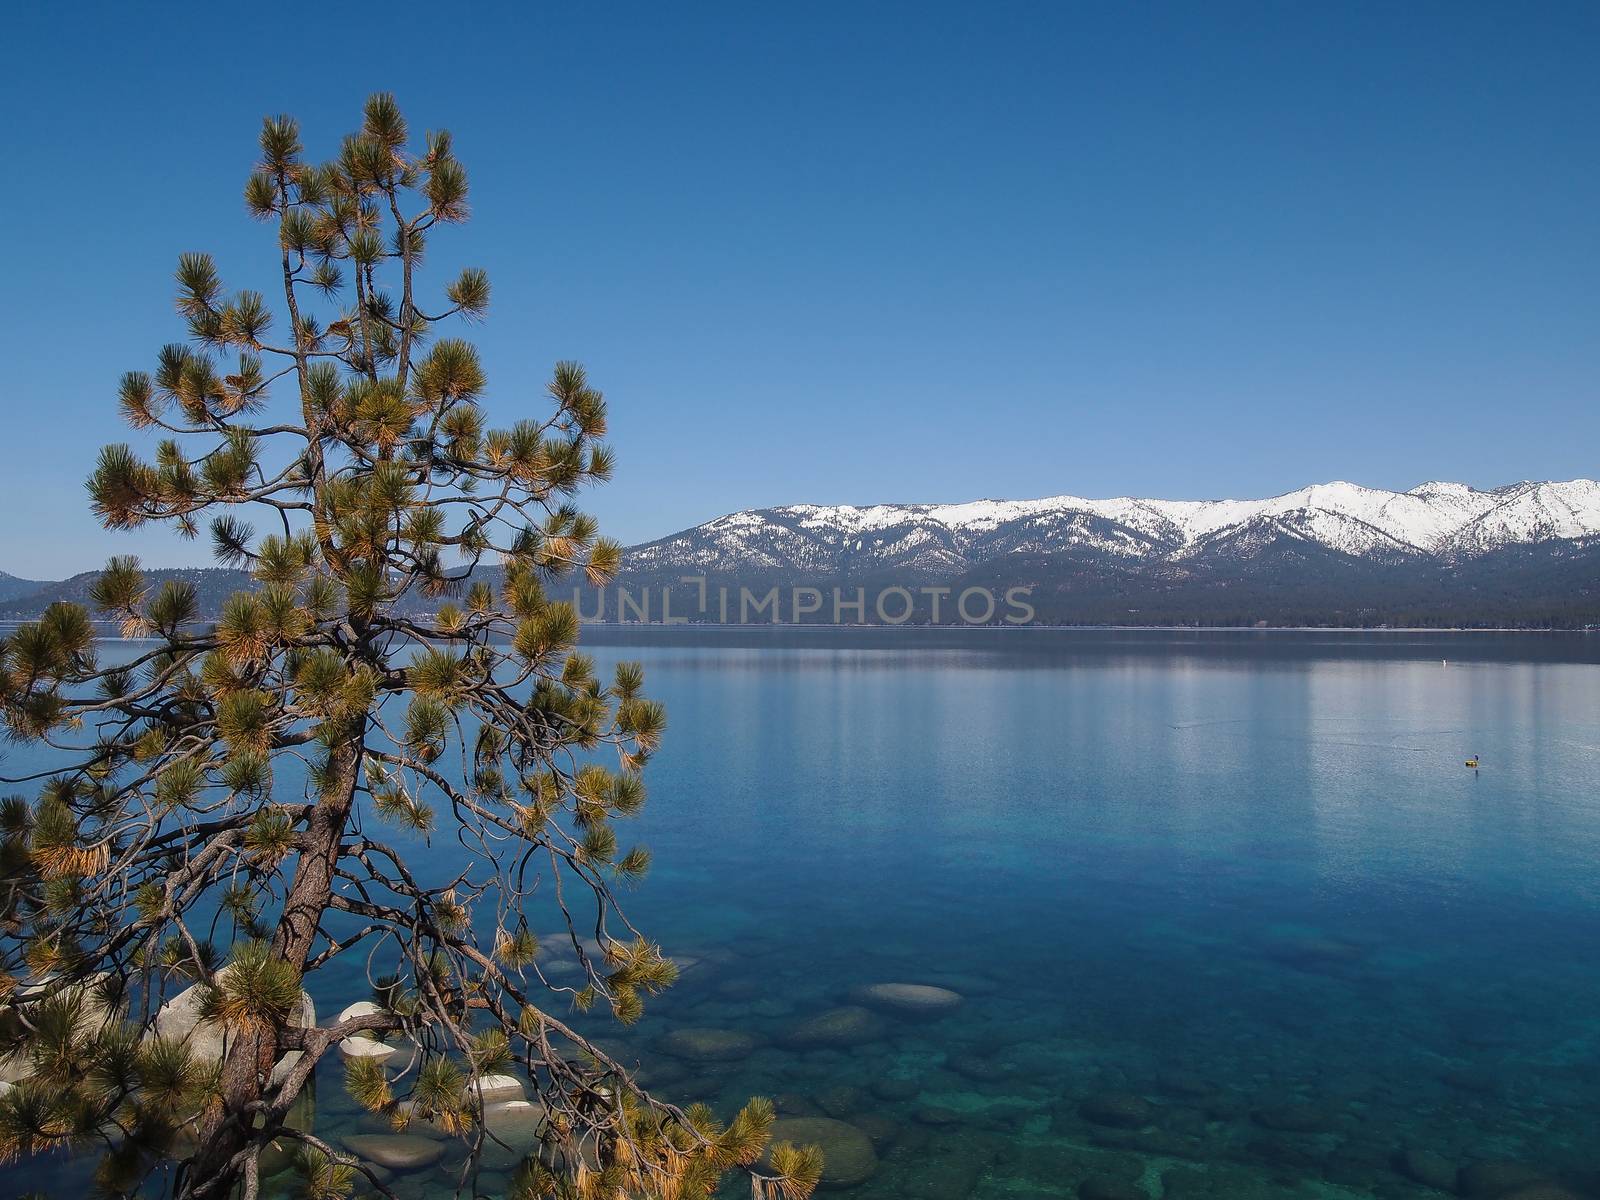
(3, 1, 1597, 576)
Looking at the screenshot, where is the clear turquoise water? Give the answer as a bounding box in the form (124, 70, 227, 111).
(8, 630, 1600, 1199)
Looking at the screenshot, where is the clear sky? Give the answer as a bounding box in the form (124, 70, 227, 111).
(3, 0, 1597, 577)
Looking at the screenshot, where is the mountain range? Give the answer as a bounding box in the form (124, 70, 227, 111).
(627, 479, 1600, 575)
(5, 480, 1600, 628)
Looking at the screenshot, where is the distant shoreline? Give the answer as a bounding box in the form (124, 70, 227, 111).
(19, 621, 1594, 639)
(569, 621, 1594, 634)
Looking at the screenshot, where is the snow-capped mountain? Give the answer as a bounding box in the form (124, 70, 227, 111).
(627, 479, 1600, 577)
(7, 480, 1598, 628)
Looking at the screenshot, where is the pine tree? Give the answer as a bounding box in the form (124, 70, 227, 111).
(0, 95, 820, 1200)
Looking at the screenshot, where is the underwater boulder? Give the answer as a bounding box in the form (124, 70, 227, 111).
(1160, 1106, 1208, 1137)
(1497, 1186, 1591, 1200)
(1458, 1162, 1552, 1197)
(1079, 1179, 1150, 1200)
(380, 1101, 451, 1139)
(761, 1116, 877, 1188)
(814, 1084, 867, 1118)
(484, 1099, 545, 1143)
(850, 1113, 900, 1149)
(1260, 931, 1369, 974)
(338, 1035, 400, 1066)
(634, 1057, 688, 1088)
(889, 1144, 994, 1199)
(782, 1006, 887, 1048)
(1251, 1100, 1337, 1133)
(657, 1027, 762, 1061)
(849, 982, 963, 1019)
(667, 954, 707, 978)
(872, 1077, 920, 1101)
(1394, 1147, 1458, 1191)
(480, 1100, 547, 1170)
(775, 1092, 824, 1116)
(1153, 1069, 1214, 1099)
(539, 955, 585, 977)
(471, 1073, 526, 1104)
(946, 1051, 1009, 1082)
(1078, 1091, 1156, 1129)
(341, 1132, 447, 1171)
(256, 1081, 318, 1180)
(336, 1000, 385, 1023)
(1439, 1066, 1501, 1095)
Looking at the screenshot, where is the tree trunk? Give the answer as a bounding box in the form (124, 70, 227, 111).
(184, 726, 365, 1197)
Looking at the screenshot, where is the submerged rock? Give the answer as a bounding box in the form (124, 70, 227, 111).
(814, 1084, 866, 1118)
(1080, 1179, 1150, 1200)
(716, 977, 762, 1000)
(1458, 1163, 1550, 1198)
(1161, 1106, 1208, 1137)
(1201, 1093, 1248, 1122)
(1078, 1092, 1155, 1129)
(1395, 1147, 1458, 1191)
(481, 1100, 546, 1169)
(1261, 932, 1369, 973)
(385, 1101, 453, 1139)
(338, 1035, 400, 1066)
(1154, 1069, 1214, 1098)
(1498, 1186, 1590, 1200)
(761, 1117, 877, 1188)
(918, 971, 1001, 996)
(658, 1027, 761, 1062)
(782, 1006, 886, 1048)
(775, 1093, 824, 1117)
(1439, 1067, 1501, 1095)
(850, 983, 964, 1018)
(1091, 1126, 1205, 1162)
(891, 1143, 999, 1199)
(257, 1084, 317, 1179)
(851, 1113, 900, 1148)
(342, 1133, 445, 1171)
(872, 1077, 920, 1101)
(1163, 1162, 1282, 1200)
(947, 1051, 1008, 1082)
(633, 1058, 688, 1088)
(1251, 1101, 1336, 1133)
(471, 1074, 526, 1104)
(334, 1001, 404, 1065)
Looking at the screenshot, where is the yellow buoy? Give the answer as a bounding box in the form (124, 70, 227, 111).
(1464, 758, 1479, 769)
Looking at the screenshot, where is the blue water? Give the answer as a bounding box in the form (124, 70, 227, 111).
(8, 630, 1600, 1199)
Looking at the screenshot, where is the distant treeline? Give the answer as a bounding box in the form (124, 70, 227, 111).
(4, 537, 1600, 629)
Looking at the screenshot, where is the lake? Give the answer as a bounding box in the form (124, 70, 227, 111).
(6, 629, 1600, 1199)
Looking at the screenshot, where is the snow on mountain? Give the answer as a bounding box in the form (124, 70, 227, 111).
(1447, 480, 1600, 556)
(626, 479, 1600, 576)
